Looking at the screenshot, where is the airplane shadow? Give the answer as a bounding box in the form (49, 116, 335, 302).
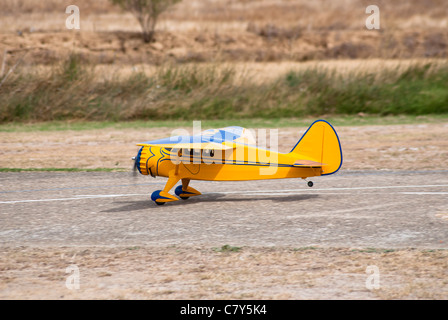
(103, 193, 319, 213)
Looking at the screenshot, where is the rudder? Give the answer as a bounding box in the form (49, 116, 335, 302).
(290, 120, 343, 175)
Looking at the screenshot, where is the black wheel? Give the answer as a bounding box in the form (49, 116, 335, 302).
(307, 181, 314, 188)
(179, 196, 189, 200)
(155, 201, 165, 206)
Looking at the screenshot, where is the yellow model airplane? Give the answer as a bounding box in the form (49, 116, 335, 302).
(133, 120, 342, 205)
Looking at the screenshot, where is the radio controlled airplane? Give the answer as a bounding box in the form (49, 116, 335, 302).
(133, 120, 342, 205)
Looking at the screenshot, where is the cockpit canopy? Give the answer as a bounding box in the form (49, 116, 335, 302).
(141, 126, 256, 146)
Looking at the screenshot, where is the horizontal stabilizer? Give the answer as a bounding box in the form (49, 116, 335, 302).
(293, 159, 325, 167)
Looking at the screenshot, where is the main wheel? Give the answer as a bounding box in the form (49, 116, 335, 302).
(175, 185, 189, 200)
(151, 190, 167, 205)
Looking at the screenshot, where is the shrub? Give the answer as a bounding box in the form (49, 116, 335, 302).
(110, 0, 181, 43)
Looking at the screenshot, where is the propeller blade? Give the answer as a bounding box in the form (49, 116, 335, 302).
(132, 156, 138, 176)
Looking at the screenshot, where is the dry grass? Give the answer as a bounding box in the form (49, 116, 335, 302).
(1, 0, 447, 65)
(1, 246, 447, 299)
(3, 0, 447, 29)
(2, 57, 447, 122)
(90, 58, 448, 84)
(0, 0, 118, 15)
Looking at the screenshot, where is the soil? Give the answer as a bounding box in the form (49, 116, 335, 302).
(1, 0, 448, 66)
(0, 123, 447, 171)
(1, 246, 447, 300)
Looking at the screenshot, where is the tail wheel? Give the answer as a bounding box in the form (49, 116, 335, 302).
(307, 181, 314, 188)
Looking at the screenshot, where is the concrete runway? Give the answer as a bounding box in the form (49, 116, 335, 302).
(1, 170, 447, 248)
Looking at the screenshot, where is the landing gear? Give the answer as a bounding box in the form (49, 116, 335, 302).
(150, 174, 182, 205)
(302, 177, 314, 188)
(174, 181, 202, 200)
(175, 185, 189, 200)
(151, 190, 177, 205)
(151, 177, 202, 205)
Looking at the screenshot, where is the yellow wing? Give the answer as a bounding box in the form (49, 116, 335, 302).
(136, 142, 235, 150)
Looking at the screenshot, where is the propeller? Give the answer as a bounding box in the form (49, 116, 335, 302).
(132, 156, 138, 177)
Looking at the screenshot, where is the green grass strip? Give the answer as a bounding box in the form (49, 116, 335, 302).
(1, 115, 447, 132)
(1, 57, 448, 124)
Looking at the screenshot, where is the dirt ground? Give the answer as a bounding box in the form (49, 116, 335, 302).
(0, 122, 447, 171)
(3, 26, 447, 66)
(1, 122, 448, 300)
(1, 0, 448, 66)
(1, 246, 447, 300)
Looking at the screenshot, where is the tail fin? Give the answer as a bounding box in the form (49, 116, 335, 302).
(290, 120, 343, 175)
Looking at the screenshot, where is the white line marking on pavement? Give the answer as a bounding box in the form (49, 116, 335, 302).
(400, 192, 448, 195)
(1, 184, 447, 205)
(214, 184, 448, 194)
(0, 194, 147, 205)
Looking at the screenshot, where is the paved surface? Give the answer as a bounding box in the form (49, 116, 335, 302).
(1, 170, 447, 248)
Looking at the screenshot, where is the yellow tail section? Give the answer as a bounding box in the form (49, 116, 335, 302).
(290, 120, 343, 175)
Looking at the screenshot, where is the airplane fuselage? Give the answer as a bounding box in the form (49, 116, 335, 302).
(137, 145, 322, 181)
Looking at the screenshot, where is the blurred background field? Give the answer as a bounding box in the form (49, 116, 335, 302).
(2, 0, 448, 63)
(0, 0, 448, 123)
(1, 2, 448, 301)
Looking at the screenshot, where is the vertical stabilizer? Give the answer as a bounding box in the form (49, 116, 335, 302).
(290, 120, 343, 175)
